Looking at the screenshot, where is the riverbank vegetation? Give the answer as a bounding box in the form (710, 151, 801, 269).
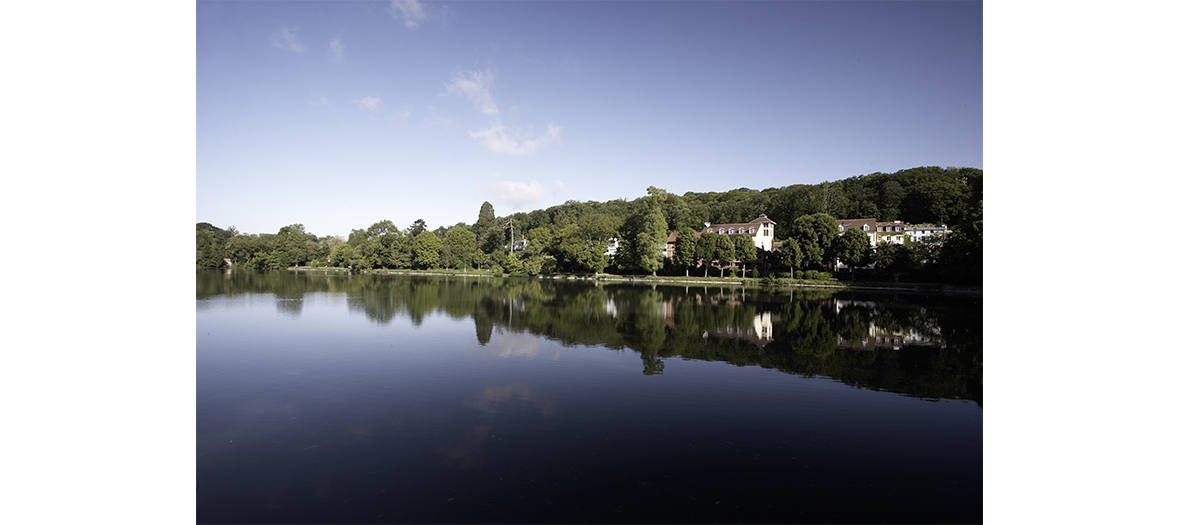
(197, 166, 982, 286)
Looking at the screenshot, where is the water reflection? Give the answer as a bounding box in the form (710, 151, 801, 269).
(465, 384, 555, 417)
(442, 384, 556, 468)
(198, 270, 981, 405)
(476, 331, 554, 359)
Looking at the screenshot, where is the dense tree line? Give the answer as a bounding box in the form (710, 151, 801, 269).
(197, 166, 981, 285)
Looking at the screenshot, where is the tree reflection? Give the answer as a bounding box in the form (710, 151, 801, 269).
(198, 270, 982, 405)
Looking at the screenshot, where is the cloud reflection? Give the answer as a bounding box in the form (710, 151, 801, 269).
(475, 330, 560, 360)
(464, 384, 555, 417)
(440, 384, 555, 467)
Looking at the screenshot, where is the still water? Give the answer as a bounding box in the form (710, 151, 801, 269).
(196, 270, 982, 523)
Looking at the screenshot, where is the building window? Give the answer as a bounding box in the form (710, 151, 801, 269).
(737, 227, 744, 234)
(863, 225, 869, 231)
(728, 228, 734, 234)
(839, 225, 844, 232)
(707, 228, 713, 233)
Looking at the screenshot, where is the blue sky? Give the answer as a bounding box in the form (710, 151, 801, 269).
(197, 1, 982, 237)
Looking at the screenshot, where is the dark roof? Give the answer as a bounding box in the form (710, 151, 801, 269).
(837, 218, 877, 226)
(667, 230, 703, 243)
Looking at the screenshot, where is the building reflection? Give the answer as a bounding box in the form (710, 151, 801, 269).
(834, 299, 946, 351)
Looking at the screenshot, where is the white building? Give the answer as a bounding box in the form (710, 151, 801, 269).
(697, 213, 778, 251)
(604, 238, 620, 258)
(905, 224, 950, 243)
(875, 220, 907, 245)
(837, 218, 908, 246)
(666, 213, 778, 260)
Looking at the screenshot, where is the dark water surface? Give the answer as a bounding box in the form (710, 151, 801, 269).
(196, 270, 982, 523)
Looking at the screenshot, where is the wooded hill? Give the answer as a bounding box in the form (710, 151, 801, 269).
(197, 166, 982, 284)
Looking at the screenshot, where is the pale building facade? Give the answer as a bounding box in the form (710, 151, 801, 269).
(904, 224, 950, 243)
(666, 213, 778, 260)
(700, 213, 777, 251)
(836, 218, 908, 246)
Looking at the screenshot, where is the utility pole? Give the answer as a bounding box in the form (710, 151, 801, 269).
(505, 219, 515, 254)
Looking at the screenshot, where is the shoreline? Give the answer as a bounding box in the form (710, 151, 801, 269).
(281, 266, 982, 296)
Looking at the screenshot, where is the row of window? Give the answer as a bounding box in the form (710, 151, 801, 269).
(705, 227, 762, 235)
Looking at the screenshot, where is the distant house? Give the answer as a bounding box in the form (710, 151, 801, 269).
(664, 231, 689, 259)
(666, 213, 777, 260)
(511, 239, 529, 252)
(905, 224, 951, 243)
(836, 218, 908, 246)
(836, 218, 881, 245)
(875, 220, 908, 245)
(604, 238, 620, 258)
(699, 213, 777, 251)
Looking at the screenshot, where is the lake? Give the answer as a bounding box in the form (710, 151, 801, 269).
(196, 270, 982, 523)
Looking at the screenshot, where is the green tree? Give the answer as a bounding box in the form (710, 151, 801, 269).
(791, 213, 839, 268)
(442, 226, 477, 270)
(521, 254, 557, 276)
(815, 181, 849, 217)
(409, 219, 428, 236)
(412, 231, 443, 269)
(524, 227, 553, 257)
(574, 242, 610, 276)
(937, 202, 982, 285)
(274, 224, 312, 268)
(502, 252, 524, 275)
(334, 244, 354, 268)
(473, 250, 492, 271)
(835, 227, 871, 280)
(367, 220, 398, 238)
(617, 188, 669, 276)
(732, 234, 757, 278)
(473, 202, 504, 255)
(389, 235, 414, 269)
(672, 231, 698, 276)
(878, 180, 906, 221)
(714, 234, 735, 276)
(874, 242, 920, 281)
(780, 237, 803, 279)
(695, 232, 718, 277)
(196, 227, 225, 269)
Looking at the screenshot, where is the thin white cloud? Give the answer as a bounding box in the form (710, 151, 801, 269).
(270, 26, 306, 53)
(470, 122, 562, 156)
(352, 96, 382, 110)
(551, 180, 566, 199)
(425, 114, 452, 126)
(559, 57, 582, 75)
(489, 180, 545, 211)
(445, 69, 499, 116)
(387, 0, 427, 28)
(309, 96, 329, 106)
(328, 37, 344, 61)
